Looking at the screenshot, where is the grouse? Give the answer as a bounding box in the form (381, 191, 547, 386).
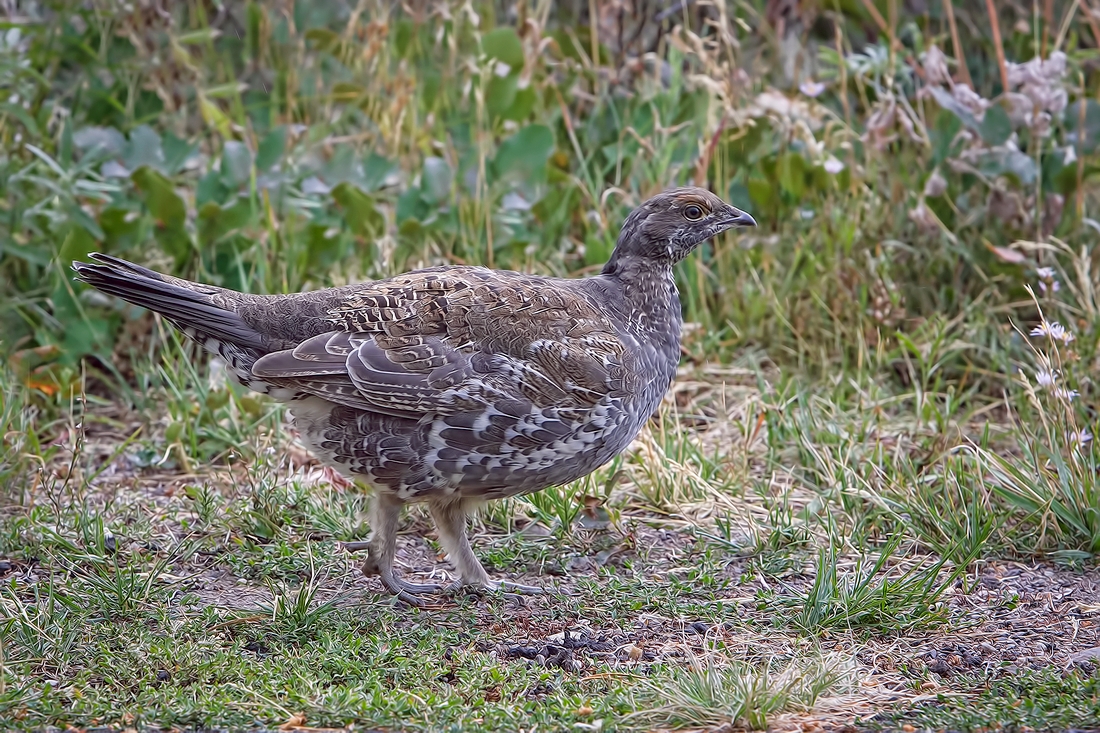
(74, 187, 756, 604)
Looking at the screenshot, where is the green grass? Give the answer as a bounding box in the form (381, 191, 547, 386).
(3, 0, 1100, 731)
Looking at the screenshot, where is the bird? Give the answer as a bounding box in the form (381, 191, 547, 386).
(73, 186, 756, 605)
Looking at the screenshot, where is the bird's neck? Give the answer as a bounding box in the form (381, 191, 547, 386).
(602, 255, 683, 339)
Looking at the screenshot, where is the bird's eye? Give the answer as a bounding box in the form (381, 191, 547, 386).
(683, 204, 705, 221)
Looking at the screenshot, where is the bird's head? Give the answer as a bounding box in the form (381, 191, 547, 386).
(605, 187, 756, 272)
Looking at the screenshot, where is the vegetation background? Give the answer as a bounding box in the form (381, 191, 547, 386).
(2, 0, 1100, 731)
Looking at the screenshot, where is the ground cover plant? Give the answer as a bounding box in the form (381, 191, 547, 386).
(2, 0, 1100, 731)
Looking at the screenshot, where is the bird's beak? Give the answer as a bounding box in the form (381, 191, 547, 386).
(723, 205, 757, 228)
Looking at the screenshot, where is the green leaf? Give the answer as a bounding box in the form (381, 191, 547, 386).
(59, 226, 97, 266)
(132, 166, 190, 262)
(394, 19, 414, 59)
(747, 175, 774, 210)
(396, 188, 427, 224)
(777, 152, 806, 200)
(99, 207, 145, 250)
(502, 86, 537, 122)
(124, 125, 166, 172)
(924, 86, 980, 133)
(162, 132, 199, 174)
(1065, 99, 1100, 154)
(931, 110, 964, 166)
(492, 124, 554, 184)
(976, 149, 1037, 185)
(331, 182, 384, 237)
(420, 157, 452, 206)
(979, 103, 1012, 146)
(0, 102, 40, 136)
(221, 141, 253, 188)
(304, 28, 341, 54)
(482, 28, 524, 70)
(256, 128, 287, 172)
(196, 169, 230, 207)
(73, 126, 126, 157)
(485, 75, 518, 119)
(63, 201, 105, 240)
(132, 167, 186, 229)
(198, 198, 254, 244)
(362, 152, 396, 191)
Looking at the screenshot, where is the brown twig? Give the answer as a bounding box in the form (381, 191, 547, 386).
(1043, 0, 1055, 56)
(942, 0, 973, 88)
(1084, 0, 1100, 49)
(984, 0, 1009, 93)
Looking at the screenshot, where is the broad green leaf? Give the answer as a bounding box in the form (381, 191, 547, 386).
(420, 157, 452, 206)
(220, 141, 253, 188)
(124, 125, 166, 172)
(493, 124, 554, 183)
(362, 152, 396, 191)
(482, 28, 524, 70)
(198, 198, 254, 244)
(486, 74, 518, 118)
(931, 110, 964, 166)
(978, 103, 1012, 146)
(977, 149, 1037, 185)
(747, 175, 774, 210)
(331, 182, 384, 237)
(99, 207, 145, 250)
(73, 126, 126, 157)
(196, 168, 230, 207)
(777, 152, 806, 200)
(162, 132, 198, 174)
(394, 19, 414, 58)
(131, 166, 186, 229)
(256, 127, 287, 172)
(1065, 99, 1100, 154)
(59, 226, 97, 265)
(502, 86, 537, 122)
(396, 188, 427, 223)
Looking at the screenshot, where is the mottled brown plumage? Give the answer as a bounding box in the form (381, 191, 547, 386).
(73, 187, 756, 604)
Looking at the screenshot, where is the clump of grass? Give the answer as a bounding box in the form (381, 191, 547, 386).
(978, 262, 1099, 556)
(628, 653, 852, 731)
(778, 536, 968, 634)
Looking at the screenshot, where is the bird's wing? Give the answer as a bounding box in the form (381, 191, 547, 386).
(250, 268, 630, 418)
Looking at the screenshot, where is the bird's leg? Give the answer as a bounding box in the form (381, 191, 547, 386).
(359, 493, 442, 605)
(428, 498, 543, 596)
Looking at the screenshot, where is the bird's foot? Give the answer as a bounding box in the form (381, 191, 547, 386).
(358, 553, 444, 607)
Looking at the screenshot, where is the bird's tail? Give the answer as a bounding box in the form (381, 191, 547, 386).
(72, 253, 270, 353)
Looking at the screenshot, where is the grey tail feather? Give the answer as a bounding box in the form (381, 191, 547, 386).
(72, 253, 269, 352)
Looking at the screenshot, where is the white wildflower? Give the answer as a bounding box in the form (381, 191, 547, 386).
(1054, 387, 1079, 402)
(1030, 321, 1068, 341)
(823, 156, 845, 174)
(1035, 369, 1057, 388)
(1071, 429, 1093, 447)
(799, 80, 826, 98)
(1036, 266, 1061, 294)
